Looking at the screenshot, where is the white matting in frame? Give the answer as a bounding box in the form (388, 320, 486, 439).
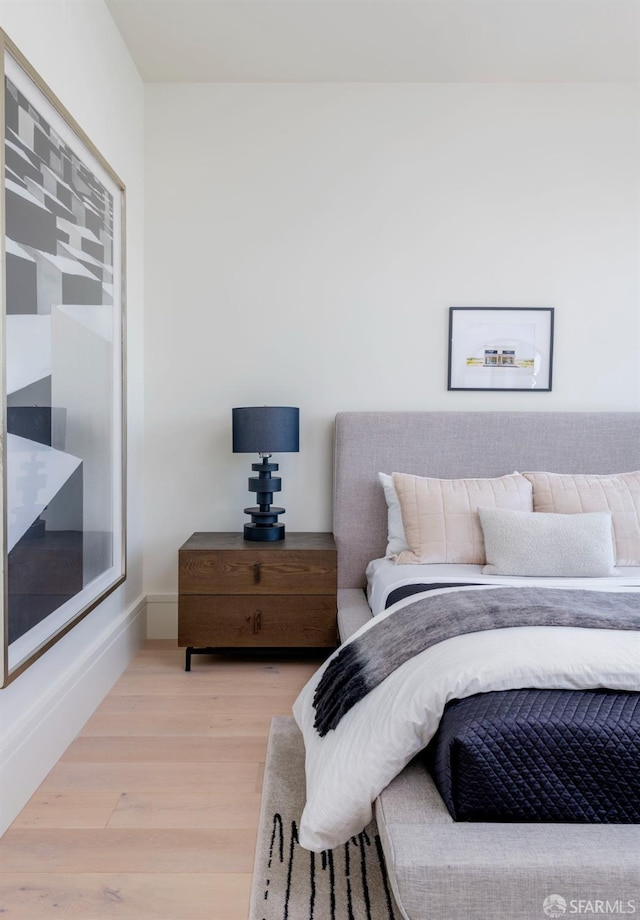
(448, 307, 554, 392)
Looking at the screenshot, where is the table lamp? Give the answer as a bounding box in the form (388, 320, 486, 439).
(232, 406, 300, 541)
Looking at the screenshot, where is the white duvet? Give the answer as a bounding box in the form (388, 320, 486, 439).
(292, 583, 640, 853)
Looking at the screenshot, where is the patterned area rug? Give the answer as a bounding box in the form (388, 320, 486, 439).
(249, 716, 402, 920)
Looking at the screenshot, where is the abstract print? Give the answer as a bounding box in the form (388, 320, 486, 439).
(3, 46, 124, 678)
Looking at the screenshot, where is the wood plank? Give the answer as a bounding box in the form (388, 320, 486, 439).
(110, 661, 320, 695)
(79, 710, 274, 737)
(0, 828, 257, 873)
(107, 791, 262, 828)
(94, 692, 297, 715)
(0, 873, 251, 920)
(38, 761, 261, 794)
(10, 793, 121, 829)
(61, 736, 268, 763)
(94, 678, 298, 712)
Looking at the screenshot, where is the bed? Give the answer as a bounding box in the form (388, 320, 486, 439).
(293, 411, 640, 920)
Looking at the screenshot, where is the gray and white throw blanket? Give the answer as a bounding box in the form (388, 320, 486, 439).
(294, 584, 640, 851)
(313, 586, 640, 736)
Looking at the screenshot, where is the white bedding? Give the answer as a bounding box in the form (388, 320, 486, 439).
(366, 557, 640, 615)
(293, 580, 640, 853)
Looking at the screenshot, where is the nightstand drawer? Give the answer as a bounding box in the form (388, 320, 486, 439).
(179, 549, 337, 595)
(178, 595, 338, 648)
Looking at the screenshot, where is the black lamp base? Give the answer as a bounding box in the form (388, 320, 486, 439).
(242, 458, 287, 541)
(243, 522, 285, 542)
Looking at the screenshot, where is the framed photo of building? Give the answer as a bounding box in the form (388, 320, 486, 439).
(448, 307, 554, 392)
(0, 32, 126, 686)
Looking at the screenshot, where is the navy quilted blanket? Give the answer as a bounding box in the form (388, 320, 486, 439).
(429, 688, 640, 823)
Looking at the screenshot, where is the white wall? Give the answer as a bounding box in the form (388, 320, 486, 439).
(4, 7, 634, 844)
(0, 0, 145, 833)
(144, 81, 640, 611)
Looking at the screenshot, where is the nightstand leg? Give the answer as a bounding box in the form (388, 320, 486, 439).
(185, 646, 219, 670)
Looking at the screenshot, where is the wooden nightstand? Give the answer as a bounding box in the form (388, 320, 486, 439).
(178, 532, 338, 670)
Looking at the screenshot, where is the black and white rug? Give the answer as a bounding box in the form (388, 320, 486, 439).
(249, 716, 402, 920)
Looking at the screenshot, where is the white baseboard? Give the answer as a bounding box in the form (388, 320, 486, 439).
(0, 593, 147, 836)
(146, 593, 178, 638)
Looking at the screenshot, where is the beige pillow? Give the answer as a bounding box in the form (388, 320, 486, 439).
(392, 471, 533, 565)
(522, 471, 640, 566)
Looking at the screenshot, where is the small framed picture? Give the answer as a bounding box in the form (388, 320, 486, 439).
(448, 307, 554, 392)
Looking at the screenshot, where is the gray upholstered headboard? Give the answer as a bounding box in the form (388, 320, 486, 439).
(333, 411, 640, 589)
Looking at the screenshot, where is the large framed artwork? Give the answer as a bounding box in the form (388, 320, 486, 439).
(448, 307, 554, 392)
(0, 33, 126, 686)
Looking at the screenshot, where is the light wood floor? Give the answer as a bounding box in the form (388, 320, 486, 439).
(0, 640, 322, 919)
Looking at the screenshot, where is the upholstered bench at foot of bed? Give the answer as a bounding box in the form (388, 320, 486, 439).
(375, 760, 640, 920)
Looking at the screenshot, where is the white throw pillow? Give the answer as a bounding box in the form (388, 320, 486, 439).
(378, 472, 409, 556)
(478, 506, 616, 577)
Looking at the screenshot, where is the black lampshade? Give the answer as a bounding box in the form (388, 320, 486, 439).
(232, 406, 299, 455)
